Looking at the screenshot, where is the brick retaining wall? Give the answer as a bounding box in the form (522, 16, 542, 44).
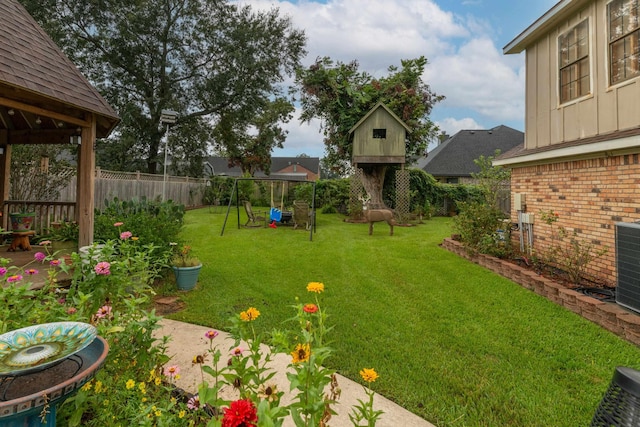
(441, 238, 640, 347)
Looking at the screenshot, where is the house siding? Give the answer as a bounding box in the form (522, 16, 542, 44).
(523, 0, 640, 151)
(510, 153, 640, 286)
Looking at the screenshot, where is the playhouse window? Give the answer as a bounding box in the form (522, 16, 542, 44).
(373, 129, 387, 139)
(609, 0, 640, 85)
(558, 19, 590, 103)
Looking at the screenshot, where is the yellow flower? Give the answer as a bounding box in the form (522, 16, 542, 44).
(179, 410, 186, 419)
(154, 377, 162, 386)
(240, 307, 260, 321)
(138, 382, 147, 394)
(94, 381, 104, 393)
(291, 343, 311, 363)
(360, 368, 379, 383)
(126, 379, 135, 390)
(81, 380, 93, 392)
(306, 282, 324, 293)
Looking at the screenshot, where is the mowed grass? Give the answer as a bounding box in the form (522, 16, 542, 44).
(167, 207, 640, 426)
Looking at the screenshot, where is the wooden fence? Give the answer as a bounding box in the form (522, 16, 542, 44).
(3, 169, 208, 234)
(59, 168, 208, 210)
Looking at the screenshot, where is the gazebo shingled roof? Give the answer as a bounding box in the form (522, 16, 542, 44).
(0, 0, 120, 247)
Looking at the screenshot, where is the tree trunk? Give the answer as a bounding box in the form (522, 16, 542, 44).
(360, 165, 387, 208)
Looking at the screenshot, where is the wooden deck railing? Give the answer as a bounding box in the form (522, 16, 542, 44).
(3, 201, 76, 235)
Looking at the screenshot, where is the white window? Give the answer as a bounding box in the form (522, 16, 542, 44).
(559, 19, 590, 103)
(609, 0, 640, 85)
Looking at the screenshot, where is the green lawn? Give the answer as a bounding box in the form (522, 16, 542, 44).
(166, 207, 640, 427)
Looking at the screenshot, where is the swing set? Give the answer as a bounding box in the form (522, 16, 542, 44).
(220, 177, 316, 241)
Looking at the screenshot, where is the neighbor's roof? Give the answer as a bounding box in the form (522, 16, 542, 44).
(504, 0, 591, 54)
(0, 0, 119, 137)
(421, 125, 524, 177)
(207, 156, 320, 178)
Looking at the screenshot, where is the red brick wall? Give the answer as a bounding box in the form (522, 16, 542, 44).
(510, 153, 640, 286)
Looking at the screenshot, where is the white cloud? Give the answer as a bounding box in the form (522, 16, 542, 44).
(235, 0, 528, 157)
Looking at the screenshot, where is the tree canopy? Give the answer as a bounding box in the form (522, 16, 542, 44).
(22, 0, 306, 176)
(295, 56, 444, 204)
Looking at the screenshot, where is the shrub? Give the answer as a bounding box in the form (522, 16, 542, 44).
(94, 197, 184, 264)
(453, 201, 511, 257)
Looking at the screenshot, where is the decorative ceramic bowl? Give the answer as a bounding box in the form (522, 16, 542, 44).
(0, 322, 97, 376)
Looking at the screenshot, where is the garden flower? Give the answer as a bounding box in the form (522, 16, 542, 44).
(303, 303, 318, 313)
(34, 252, 46, 262)
(192, 354, 206, 365)
(95, 305, 112, 319)
(126, 379, 135, 390)
(257, 383, 279, 402)
(7, 274, 22, 283)
(179, 410, 186, 419)
(120, 231, 132, 240)
(291, 343, 311, 363)
(49, 259, 60, 266)
(113, 222, 124, 227)
(39, 240, 51, 246)
(95, 261, 111, 275)
(131, 236, 139, 241)
(205, 330, 219, 340)
(240, 307, 260, 321)
(306, 281, 324, 293)
(360, 368, 379, 383)
(163, 365, 180, 378)
(187, 395, 200, 410)
(66, 307, 77, 315)
(25, 268, 38, 275)
(222, 399, 257, 427)
(0, 267, 6, 276)
(233, 347, 243, 356)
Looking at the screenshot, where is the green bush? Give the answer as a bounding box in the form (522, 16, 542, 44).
(453, 200, 511, 257)
(94, 197, 185, 264)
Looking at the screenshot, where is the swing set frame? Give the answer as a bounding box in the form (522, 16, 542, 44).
(220, 177, 317, 241)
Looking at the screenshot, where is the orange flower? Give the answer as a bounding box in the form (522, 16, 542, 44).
(291, 343, 311, 363)
(240, 307, 260, 322)
(303, 303, 318, 313)
(306, 282, 324, 293)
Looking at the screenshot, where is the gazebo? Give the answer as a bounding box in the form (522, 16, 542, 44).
(0, 1, 119, 247)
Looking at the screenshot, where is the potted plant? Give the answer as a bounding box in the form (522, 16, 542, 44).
(170, 243, 202, 291)
(9, 211, 36, 231)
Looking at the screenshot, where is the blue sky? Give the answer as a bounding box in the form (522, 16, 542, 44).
(236, 0, 558, 157)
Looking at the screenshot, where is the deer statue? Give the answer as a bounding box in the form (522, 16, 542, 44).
(359, 195, 396, 236)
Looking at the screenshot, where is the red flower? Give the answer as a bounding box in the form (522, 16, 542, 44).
(222, 399, 257, 427)
(303, 303, 318, 314)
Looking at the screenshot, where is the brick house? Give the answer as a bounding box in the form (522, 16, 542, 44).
(494, 0, 640, 286)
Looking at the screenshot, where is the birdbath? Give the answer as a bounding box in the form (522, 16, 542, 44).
(0, 322, 109, 426)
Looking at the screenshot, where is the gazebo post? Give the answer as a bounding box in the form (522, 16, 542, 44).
(76, 117, 96, 248)
(0, 131, 9, 231)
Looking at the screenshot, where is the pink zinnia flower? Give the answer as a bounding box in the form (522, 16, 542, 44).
(0, 267, 7, 276)
(187, 395, 200, 410)
(164, 365, 180, 378)
(113, 222, 124, 227)
(39, 240, 51, 246)
(7, 274, 22, 283)
(233, 347, 243, 356)
(95, 262, 111, 275)
(66, 307, 77, 315)
(120, 231, 132, 240)
(95, 305, 112, 319)
(34, 252, 46, 262)
(49, 259, 61, 266)
(25, 268, 38, 276)
(205, 330, 219, 340)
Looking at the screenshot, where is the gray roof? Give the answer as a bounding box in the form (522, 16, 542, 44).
(420, 125, 523, 177)
(206, 156, 320, 179)
(0, 0, 119, 137)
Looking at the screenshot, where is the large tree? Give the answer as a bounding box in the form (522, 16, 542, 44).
(295, 56, 443, 206)
(22, 0, 306, 176)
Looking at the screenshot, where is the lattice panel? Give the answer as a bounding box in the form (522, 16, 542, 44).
(395, 169, 410, 223)
(350, 168, 365, 218)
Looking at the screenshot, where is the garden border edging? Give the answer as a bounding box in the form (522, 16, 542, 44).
(441, 238, 640, 347)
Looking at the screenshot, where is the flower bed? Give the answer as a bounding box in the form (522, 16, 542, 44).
(441, 238, 640, 346)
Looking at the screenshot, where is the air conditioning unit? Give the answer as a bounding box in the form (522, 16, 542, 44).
(616, 222, 640, 313)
